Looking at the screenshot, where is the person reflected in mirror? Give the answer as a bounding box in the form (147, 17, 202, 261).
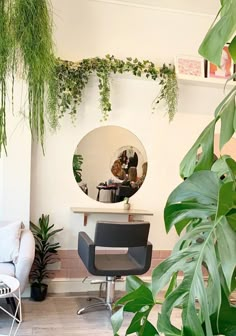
(130, 162, 148, 189)
(111, 159, 126, 180)
(122, 166, 138, 187)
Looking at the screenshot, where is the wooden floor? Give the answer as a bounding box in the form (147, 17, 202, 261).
(0, 293, 182, 335)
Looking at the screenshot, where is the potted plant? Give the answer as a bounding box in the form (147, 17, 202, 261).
(123, 197, 130, 210)
(73, 154, 83, 183)
(111, 1, 236, 335)
(30, 214, 63, 301)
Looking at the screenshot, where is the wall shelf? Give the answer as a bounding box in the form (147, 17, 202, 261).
(71, 207, 154, 226)
(178, 74, 235, 89)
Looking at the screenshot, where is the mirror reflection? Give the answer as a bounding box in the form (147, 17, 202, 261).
(73, 126, 148, 203)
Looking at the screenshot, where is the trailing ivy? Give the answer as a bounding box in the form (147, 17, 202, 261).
(56, 55, 178, 122)
(0, 1, 178, 153)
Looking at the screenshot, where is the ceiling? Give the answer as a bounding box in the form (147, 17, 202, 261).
(100, 0, 220, 15)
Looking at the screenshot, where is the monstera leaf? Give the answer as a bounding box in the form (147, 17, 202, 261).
(111, 280, 158, 336)
(198, 0, 236, 65)
(158, 169, 236, 335)
(180, 85, 236, 180)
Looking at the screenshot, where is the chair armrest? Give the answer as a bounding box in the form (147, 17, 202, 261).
(15, 229, 35, 293)
(128, 241, 153, 273)
(78, 232, 95, 271)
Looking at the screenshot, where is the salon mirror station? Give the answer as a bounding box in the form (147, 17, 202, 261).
(72, 126, 148, 203)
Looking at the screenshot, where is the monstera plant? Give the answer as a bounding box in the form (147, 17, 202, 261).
(111, 1, 236, 335)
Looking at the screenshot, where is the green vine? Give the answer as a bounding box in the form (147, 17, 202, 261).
(0, 0, 56, 154)
(13, 0, 56, 150)
(0, 0, 178, 154)
(0, 0, 13, 153)
(56, 55, 178, 123)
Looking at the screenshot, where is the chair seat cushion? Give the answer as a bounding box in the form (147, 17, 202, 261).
(94, 254, 142, 276)
(0, 262, 15, 277)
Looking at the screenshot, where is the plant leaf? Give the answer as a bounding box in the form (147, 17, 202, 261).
(219, 94, 236, 150)
(216, 217, 236, 291)
(111, 306, 124, 336)
(164, 171, 220, 233)
(198, 1, 236, 66)
(180, 120, 216, 179)
(210, 289, 236, 336)
(229, 35, 236, 63)
(126, 275, 151, 292)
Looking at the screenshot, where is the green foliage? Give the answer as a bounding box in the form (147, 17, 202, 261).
(199, 0, 236, 65)
(124, 197, 129, 204)
(0, 0, 56, 154)
(30, 214, 63, 285)
(111, 1, 236, 335)
(56, 55, 178, 123)
(13, 0, 56, 149)
(73, 154, 83, 183)
(0, 0, 13, 154)
(111, 279, 158, 336)
(0, 2, 178, 153)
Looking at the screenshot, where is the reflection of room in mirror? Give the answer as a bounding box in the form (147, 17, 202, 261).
(111, 146, 141, 175)
(73, 126, 148, 203)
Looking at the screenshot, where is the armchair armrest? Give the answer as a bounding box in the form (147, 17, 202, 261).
(78, 232, 95, 271)
(15, 229, 35, 293)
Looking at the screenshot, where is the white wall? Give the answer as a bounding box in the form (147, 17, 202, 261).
(30, 0, 225, 249)
(0, 81, 31, 226)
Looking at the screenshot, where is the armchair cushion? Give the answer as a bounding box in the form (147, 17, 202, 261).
(0, 221, 22, 263)
(0, 263, 15, 277)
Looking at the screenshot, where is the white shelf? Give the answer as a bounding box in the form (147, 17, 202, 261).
(71, 207, 153, 226)
(178, 74, 235, 89)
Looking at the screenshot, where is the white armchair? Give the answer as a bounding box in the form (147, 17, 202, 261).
(0, 221, 35, 294)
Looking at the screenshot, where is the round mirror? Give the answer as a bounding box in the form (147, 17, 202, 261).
(73, 126, 148, 203)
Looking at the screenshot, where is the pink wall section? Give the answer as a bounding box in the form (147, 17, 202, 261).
(53, 250, 172, 279)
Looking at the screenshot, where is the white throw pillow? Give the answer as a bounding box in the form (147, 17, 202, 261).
(0, 221, 22, 263)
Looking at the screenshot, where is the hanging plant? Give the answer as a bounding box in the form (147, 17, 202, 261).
(0, 0, 13, 153)
(0, 0, 57, 154)
(56, 55, 178, 123)
(13, 0, 57, 150)
(0, 1, 177, 153)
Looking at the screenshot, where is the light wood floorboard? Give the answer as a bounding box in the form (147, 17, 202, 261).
(0, 293, 182, 335)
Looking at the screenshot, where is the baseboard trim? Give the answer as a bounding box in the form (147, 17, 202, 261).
(22, 276, 152, 297)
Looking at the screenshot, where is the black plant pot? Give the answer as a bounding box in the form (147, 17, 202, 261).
(30, 283, 48, 301)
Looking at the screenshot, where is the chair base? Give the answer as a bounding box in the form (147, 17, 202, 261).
(77, 276, 117, 315)
(77, 297, 112, 315)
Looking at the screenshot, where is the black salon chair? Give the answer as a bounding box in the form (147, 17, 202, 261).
(77, 221, 152, 314)
(115, 185, 138, 202)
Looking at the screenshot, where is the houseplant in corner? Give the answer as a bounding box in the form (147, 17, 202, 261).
(111, 1, 236, 335)
(30, 214, 63, 301)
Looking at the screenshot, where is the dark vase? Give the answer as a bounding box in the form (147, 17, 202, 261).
(30, 283, 48, 301)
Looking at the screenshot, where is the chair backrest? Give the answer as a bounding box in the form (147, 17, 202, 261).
(94, 221, 150, 248)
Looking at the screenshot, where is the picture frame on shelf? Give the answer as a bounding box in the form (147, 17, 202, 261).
(207, 45, 234, 79)
(175, 55, 205, 79)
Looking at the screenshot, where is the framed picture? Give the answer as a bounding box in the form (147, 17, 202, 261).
(207, 45, 234, 79)
(175, 55, 205, 79)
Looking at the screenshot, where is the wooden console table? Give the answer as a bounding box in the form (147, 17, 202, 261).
(71, 207, 154, 226)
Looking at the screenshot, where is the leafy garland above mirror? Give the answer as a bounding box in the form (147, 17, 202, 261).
(0, 0, 178, 154)
(55, 55, 178, 123)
